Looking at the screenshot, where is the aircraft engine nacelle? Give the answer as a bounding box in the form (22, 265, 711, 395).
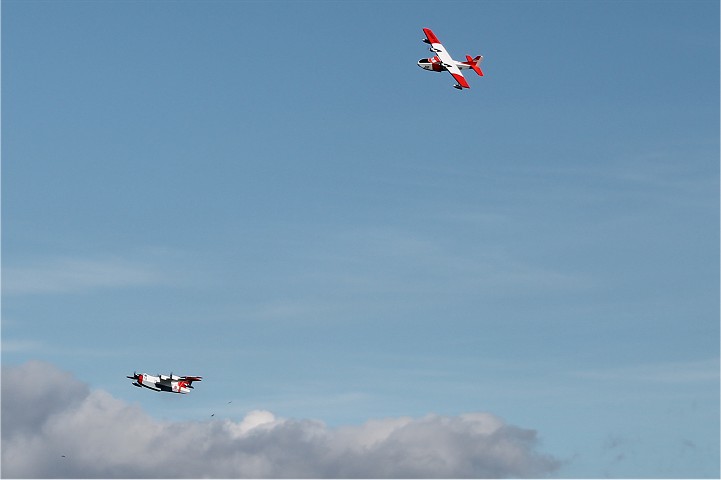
(173, 381, 192, 394)
(417, 57, 444, 73)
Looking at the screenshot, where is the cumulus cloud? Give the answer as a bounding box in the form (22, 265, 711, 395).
(2, 362, 560, 478)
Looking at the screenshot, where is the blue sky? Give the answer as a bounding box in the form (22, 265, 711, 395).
(2, 0, 719, 478)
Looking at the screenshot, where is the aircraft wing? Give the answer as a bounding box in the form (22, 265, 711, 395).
(423, 28, 470, 89)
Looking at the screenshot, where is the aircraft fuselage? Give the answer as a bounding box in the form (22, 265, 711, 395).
(130, 373, 196, 394)
(417, 56, 475, 73)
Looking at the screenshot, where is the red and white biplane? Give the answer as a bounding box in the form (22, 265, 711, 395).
(417, 28, 483, 90)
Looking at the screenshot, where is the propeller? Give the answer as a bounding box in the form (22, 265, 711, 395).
(126, 371, 138, 379)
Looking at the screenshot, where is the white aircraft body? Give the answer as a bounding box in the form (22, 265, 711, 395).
(127, 372, 202, 394)
(417, 28, 483, 89)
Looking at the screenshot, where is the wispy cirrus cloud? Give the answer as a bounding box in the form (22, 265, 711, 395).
(0, 338, 45, 353)
(299, 225, 589, 298)
(572, 358, 720, 384)
(1, 361, 561, 478)
(2, 256, 170, 295)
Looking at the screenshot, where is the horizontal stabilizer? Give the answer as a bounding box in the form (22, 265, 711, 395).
(465, 55, 484, 76)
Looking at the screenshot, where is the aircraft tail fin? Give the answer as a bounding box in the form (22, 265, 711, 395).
(465, 55, 484, 76)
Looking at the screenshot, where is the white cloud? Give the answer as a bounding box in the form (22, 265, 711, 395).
(2, 361, 561, 478)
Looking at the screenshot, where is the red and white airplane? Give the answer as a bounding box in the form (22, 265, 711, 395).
(127, 372, 202, 394)
(417, 28, 483, 90)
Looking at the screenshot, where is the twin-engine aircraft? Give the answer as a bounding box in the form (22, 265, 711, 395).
(417, 28, 483, 90)
(127, 372, 202, 394)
